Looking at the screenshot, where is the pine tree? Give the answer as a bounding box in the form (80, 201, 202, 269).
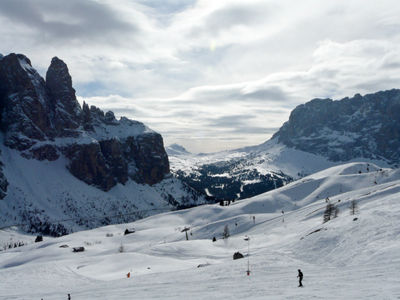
(333, 205, 339, 218)
(323, 203, 335, 223)
(349, 200, 358, 215)
(222, 224, 230, 239)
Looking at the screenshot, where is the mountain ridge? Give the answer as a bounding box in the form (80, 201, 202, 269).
(274, 89, 400, 165)
(168, 89, 399, 201)
(0, 53, 206, 235)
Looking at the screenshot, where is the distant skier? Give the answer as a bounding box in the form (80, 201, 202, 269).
(253, 216, 255, 224)
(68, 294, 71, 300)
(297, 269, 303, 287)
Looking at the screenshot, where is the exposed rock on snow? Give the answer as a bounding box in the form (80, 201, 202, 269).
(169, 90, 399, 201)
(0, 151, 7, 199)
(0, 53, 170, 189)
(233, 252, 244, 260)
(0, 53, 52, 145)
(274, 89, 400, 165)
(0, 53, 206, 233)
(46, 56, 81, 133)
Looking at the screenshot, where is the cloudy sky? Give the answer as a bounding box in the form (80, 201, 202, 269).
(1, 0, 400, 152)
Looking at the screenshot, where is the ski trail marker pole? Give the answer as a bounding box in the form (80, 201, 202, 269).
(244, 236, 250, 275)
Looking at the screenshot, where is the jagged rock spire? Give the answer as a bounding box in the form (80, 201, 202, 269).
(0, 53, 170, 191)
(0, 53, 52, 143)
(46, 57, 81, 131)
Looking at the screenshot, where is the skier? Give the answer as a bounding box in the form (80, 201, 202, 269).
(297, 269, 303, 287)
(68, 294, 71, 300)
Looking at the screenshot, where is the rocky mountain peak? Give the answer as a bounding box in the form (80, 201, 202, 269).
(0, 53, 53, 146)
(166, 144, 190, 156)
(0, 53, 206, 235)
(0, 53, 40, 93)
(0, 53, 170, 191)
(46, 56, 81, 132)
(273, 89, 400, 165)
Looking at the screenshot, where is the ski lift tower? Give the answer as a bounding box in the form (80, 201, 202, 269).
(181, 226, 190, 240)
(244, 235, 250, 275)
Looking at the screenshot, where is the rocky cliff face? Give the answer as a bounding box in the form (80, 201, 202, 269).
(0, 53, 170, 192)
(0, 53, 205, 235)
(273, 90, 400, 165)
(168, 90, 399, 203)
(46, 56, 82, 133)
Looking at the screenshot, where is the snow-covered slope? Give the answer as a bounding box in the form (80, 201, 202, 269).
(170, 139, 335, 178)
(0, 141, 205, 236)
(1, 162, 399, 299)
(169, 89, 400, 202)
(166, 144, 191, 156)
(169, 139, 390, 201)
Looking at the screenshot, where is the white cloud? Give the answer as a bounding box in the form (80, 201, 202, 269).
(2, 0, 400, 152)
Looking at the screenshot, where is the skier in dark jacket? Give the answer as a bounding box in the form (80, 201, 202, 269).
(297, 269, 303, 287)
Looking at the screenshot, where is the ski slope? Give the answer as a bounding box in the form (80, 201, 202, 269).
(1, 162, 400, 299)
(0, 142, 206, 235)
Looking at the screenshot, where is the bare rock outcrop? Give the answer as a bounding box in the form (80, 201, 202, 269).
(273, 89, 400, 165)
(46, 57, 81, 134)
(0, 53, 170, 191)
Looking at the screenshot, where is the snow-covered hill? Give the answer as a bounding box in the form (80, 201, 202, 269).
(0, 141, 205, 236)
(168, 138, 390, 201)
(1, 162, 399, 299)
(166, 144, 191, 156)
(168, 89, 399, 202)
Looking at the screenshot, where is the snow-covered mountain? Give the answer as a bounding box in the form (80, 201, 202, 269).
(274, 89, 400, 164)
(169, 90, 399, 201)
(166, 144, 191, 156)
(0, 54, 206, 235)
(1, 162, 399, 299)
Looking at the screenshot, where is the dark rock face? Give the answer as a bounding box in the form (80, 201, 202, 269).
(0, 53, 170, 190)
(273, 89, 400, 165)
(46, 57, 81, 133)
(63, 133, 170, 191)
(123, 134, 170, 185)
(233, 252, 244, 260)
(64, 142, 115, 191)
(0, 152, 8, 199)
(29, 144, 59, 161)
(0, 54, 53, 145)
